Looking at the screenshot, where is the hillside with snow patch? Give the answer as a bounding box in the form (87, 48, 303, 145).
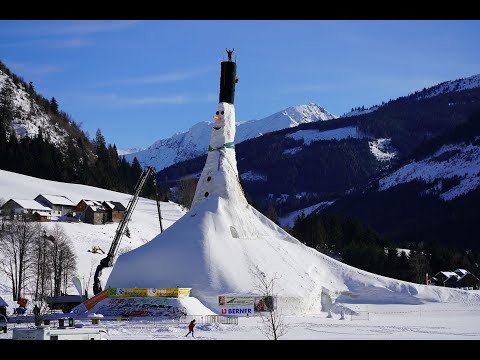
(379, 139, 480, 200)
(0, 70, 70, 149)
(413, 74, 480, 100)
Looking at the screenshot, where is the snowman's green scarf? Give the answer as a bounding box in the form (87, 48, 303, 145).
(208, 141, 235, 152)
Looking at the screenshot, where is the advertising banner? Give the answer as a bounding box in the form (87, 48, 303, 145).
(108, 287, 191, 298)
(254, 296, 275, 312)
(218, 296, 255, 306)
(220, 307, 254, 317)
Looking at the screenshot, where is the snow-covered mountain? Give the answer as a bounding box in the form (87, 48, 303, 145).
(341, 74, 480, 118)
(413, 74, 480, 100)
(124, 103, 337, 171)
(0, 70, 70, 150)
(379, 138, 480, 201)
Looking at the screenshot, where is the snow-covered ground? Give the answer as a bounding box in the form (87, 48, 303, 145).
(0, 169, 186, 298)
(379, 140, 480, 200)
(2, 302, 480, 340)
(1, 169, 480, 340)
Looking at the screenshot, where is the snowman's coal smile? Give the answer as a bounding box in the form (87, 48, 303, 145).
(213, 126, 221, 130)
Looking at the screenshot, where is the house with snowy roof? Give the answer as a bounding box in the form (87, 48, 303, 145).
(0, 198, 52, 220)
(102, 201, 126, 222)
(431, 269, 480, 289)
(84, 202, 108, 225)
(75, 199, 104, 222)
(34, 194, 76, 217)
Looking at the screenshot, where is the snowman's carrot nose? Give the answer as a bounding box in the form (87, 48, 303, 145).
(213, 116, 222, 121)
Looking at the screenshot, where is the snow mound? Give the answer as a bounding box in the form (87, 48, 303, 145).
(107, 195, 480, 314)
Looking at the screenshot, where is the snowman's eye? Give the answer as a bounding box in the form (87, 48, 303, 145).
(221, 111, 224, 115)
(216, 111, 219, 115)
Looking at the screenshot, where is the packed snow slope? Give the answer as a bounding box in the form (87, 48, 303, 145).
(0, 169, 186, 296)
(107, 195, 480, 314)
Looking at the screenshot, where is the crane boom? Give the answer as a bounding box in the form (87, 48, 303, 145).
(92, 166, 162, 295)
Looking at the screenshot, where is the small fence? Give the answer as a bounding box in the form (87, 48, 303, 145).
(178, 315, 238, 325)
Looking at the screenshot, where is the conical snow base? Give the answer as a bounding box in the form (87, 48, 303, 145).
(106, 194, 478, 314)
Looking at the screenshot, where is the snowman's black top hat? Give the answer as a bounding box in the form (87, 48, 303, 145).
(219, 61, 237, 105)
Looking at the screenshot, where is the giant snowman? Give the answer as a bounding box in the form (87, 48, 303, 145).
(106, 53, 480, 314)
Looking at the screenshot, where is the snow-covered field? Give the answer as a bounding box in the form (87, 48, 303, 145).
(2, 302, 480, 340)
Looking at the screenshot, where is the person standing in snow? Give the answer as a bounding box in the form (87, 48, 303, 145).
(33, 304, 41, 326)
(185, 319, 196, 337)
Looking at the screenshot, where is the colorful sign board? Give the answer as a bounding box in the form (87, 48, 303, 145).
(220, 307, 254, 317)
(218, 296, 255, 306)
(107, 287, 191, 298)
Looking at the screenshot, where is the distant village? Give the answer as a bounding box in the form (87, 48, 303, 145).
(0, 194, 126, 225)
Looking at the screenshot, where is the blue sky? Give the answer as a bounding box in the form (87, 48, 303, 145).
(1, 20, 479, 149)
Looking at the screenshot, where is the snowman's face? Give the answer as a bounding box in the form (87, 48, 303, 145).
(212, 104, 227, 130)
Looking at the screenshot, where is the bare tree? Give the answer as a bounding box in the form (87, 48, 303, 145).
(47, 224, 77, 296)
(0, 217, 41, 301)
(175, 176, 198, 210)
(33, 229, 53, 301)
(250, 265, 287, 340)
(409, 250, 430, 284)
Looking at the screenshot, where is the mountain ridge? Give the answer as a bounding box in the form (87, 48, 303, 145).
(124, 102, 337, 171)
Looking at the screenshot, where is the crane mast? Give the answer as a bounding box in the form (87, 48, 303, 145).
(92, 166, 162, 295)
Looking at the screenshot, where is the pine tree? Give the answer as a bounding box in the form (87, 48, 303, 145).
(50, 97, 58, 114)
(0, 80, 15, 134)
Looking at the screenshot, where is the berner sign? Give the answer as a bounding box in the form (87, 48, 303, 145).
(220, 307, 254, 316)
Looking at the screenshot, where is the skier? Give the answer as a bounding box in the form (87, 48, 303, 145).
(226, 48, 234, 61)
(185, 319, 196, 337)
